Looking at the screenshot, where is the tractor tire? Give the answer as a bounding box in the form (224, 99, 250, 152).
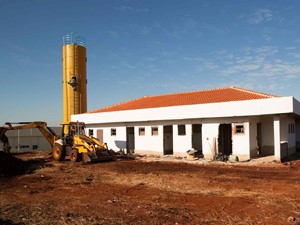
(70, 148, 82, 162)
(52, 143, 66, 161)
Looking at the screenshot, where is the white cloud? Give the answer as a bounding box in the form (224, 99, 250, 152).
(253, 46, 278, 56)
(200, 61, 218, 70)
(247, 9, 273, 24)
(285, 47, 297, 50)
(263, 34, 272, 42)
(217, 45, 300, 88)
(236, 56, 253, 64)
(289, 53, 300, 59)
(223, 64, 260, 74)
(182, 56, 218, 71)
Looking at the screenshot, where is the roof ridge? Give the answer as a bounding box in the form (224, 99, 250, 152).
(143, 86, 232, 98)
(87, 96, 146, 114)
(230, 86, 278, 98)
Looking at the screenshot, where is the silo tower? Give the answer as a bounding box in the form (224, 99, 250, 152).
(62, 33, 87, 122)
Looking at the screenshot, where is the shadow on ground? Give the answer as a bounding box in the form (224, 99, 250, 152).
(0, 218, 24, 225)
(0, 151, 51, 177)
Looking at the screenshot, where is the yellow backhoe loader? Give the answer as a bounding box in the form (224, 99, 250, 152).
(0, 121, 115, 162)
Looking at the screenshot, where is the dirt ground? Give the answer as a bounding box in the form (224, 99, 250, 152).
(1, 151, 300, 225)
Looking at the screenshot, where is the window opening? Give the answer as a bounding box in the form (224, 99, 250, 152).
(234, 124, 244, 134)
(111, 128, 117, 136)
(152, 127, 158, 136)
(139, 127, 145, 136)
(289, 123, 295, 134)
(178, 125, 186, 135)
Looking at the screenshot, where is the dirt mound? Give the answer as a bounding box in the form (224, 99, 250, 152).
(0, 152, 47, 177)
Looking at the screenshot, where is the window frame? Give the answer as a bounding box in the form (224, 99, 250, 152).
(234, 123, 245, 134)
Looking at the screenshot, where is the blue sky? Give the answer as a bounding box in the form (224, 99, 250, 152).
(1, 0, 300, 126)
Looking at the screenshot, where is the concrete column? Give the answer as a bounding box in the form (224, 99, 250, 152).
(273, 115, 281, 161)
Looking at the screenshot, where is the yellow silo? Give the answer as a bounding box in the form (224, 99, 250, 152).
(62, 33, 87, 122)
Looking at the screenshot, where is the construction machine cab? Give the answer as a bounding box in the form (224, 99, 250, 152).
(61, 121, 86, 136)
(60, 121, 86, 146)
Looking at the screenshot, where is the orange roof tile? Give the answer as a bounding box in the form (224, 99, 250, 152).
(88, 87, 278, 113)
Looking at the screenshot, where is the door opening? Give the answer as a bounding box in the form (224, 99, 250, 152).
(257, 123, 262, 155)
(218, 124, 232, 157)
(126, 127, 135, 153)
(192, 124, 203, 156)
(163, 125, 173, 155)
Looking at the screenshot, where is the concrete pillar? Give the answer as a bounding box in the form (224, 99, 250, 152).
(273, 115, 281, 161)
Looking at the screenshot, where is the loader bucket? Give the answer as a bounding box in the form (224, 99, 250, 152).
(82, 150, 118, 163)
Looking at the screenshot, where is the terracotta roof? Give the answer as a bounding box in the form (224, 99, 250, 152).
(88, 87, 278, 113)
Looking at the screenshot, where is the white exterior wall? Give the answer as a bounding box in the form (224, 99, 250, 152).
(101, 126, 127, 150)
(232, 121, 250, 160)
(280, 116, 296, 156)
(173, 124, 192, 154)
(135, 125, 163, 153)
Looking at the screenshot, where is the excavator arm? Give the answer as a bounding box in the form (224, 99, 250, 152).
(4, 121, 58, 147)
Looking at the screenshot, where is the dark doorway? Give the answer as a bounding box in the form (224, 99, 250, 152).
(257, 123, 262, 155)
(218, 124, 232, 156)
(126, 127, 135, 153)
(163, 125, 173, 155)
(192, 124, 202, 155)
